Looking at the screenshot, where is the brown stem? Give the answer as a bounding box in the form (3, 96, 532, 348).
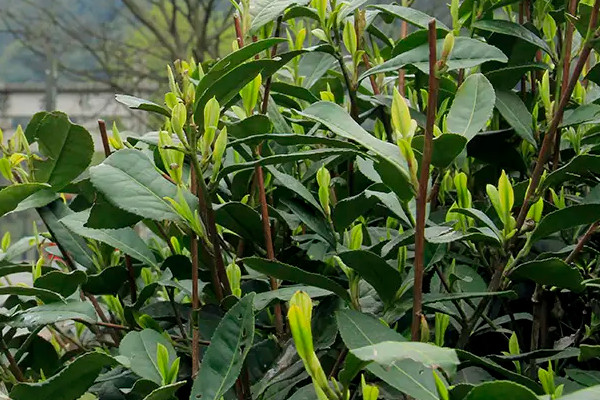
(189, 165, 207, 377)
(411, 20, 438, 342)
(86, 294, 121, 345)
(552, 0, 579, 170)
(98, 119, 112, 158)
(260, 17, 282, 115)
(457, 264, 503, 348)
(191, 159, 229, 300)
(516, 0, 600, 232)
(362, 53, 380, 95)
(89, 320, 132, 330)
(154, 221, 177, 255)
(0, 336, 24, 382)
(233, 14, 244, 48)
(519, 2, 527, 98)
(566, 221, 599, 264)
(433, 264, 469, 326)
(255, 163, 284, 336)
(398, 20, 408, 94)
(253, 19, 285, 338)
(529, 285, 549, 354)
(329, 348, 348, 379)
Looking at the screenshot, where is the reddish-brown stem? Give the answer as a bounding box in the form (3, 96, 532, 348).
(0, 336, 24, 382)
(98, 120, 112, 158)
(86, 294, 121, 345)
(566, 221, 599, 264)
(254, 162, 284, 336)
(260, 17, 282, 114)
(154, 221, 177, 255)
(398, 20, 408, 94)
(233, 15, 244, 48)
(90, 321, 132, 330)
(362, 53, 380, 95)
(251, 19, 285, 337)
(411, 19, 438, 342)
(98, 120, 138, 304)
(553, 0, 579, 170)
(516, 0, 600, 232)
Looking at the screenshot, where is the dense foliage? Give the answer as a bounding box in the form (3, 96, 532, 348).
(3, 0, 600, 399)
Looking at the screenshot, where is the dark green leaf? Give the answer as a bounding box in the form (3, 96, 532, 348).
(190, 294, 255, 400)
(229, 134, 357, 149)
(338, 250, 402, 304)
(61, 211, 157, 267)
(336, 310, 439, 400)
(38, 200, 95, 269)
(456, 350, 543, 394)
(250, 0, 310, 33)
(83, 266, 128, 295)
(300, 101, 413, 199)
(530, 204, 600, 243)
(463, 381, 538, 400)
(495, 90, 536, 146)
(559, 385, 600, 400)
(270, 82, 320, 103)
(9, 300, 97, 328)
(269, 167, 322, 212)
(253, 286, 333, 310)
(28, 112, 94, 190)
(510, 258, 584, 292)
(350, 341, 459, 375)
(227, 114, 273, 139)
(561, 104, 600, 127)
(11, 188, 58, 214)
(243, 257, 350, 302)
(90, 149, 196, 221)
(544, 155, 600, 188)
(218, 148, 358, 181)
(372, 5, 450, 31)
(485, 63, 548, 90)
(34, 270, 87, 297)
(10, 352, 116, 400)
(412, 134, 467, 168)
(281, 197, 336, 247)
(447, 74, 495, 141)
(579, 344, 600, 362)
(472, 20, 552, 55)
(424, 291, 517, 304)
(0, 286, 63, 303)
(0, 183, 49, 217)
(215, 202, 264, 244)
(86, 194, 142, 229)
(585, 63, 600, 86)
(361, 37, 507, 80)
(143, 382, 185, 400)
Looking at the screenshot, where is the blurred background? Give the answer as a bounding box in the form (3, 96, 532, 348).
(0, 0, 445, 256)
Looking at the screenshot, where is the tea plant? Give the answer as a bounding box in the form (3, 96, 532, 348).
(2, 0, 600, 399)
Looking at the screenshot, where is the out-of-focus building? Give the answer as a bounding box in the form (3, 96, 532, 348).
(0, 82, 152, 149)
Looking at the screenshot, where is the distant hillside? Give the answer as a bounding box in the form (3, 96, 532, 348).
(0, 0, 447, 84)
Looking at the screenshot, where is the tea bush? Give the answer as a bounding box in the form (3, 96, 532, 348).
(2, 0, 600, 399)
